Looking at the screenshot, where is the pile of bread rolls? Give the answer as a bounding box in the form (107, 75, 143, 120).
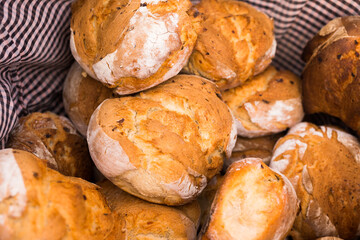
(1, 0, 359, 239)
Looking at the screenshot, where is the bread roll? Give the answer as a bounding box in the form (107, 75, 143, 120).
(200, 158, 298, 240)
(302, 16, 360, 136)
(223, 66, 304, 137)
(63, 62, 114, 136)
(87, 74, 237, 205)
(183, 0, 276, 90)
(99, 180, 200, 239)
(70, 0, 197, 95)
(270, 122, 360, 240)
(0, 149, 114, 240)
(316, 238, 343, 240)
(226, 133, 282, 169)
(7, 112, 93, 180)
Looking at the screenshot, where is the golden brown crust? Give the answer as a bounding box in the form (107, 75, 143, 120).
(270, 122, 360, 240)
(222, 66, 303, 137)
(87, 74, 236, 205)
(183, 0, 275, 90)
(70, 0, 197, 95)
(201, 158, 298, 240)
(0, 149, 113, 240)
(63, 62, 114, 136)
(99, 180, 198, 240)
(302, 16, 360, 136)
(226, 133, 283, 169)
(6, 112, 93, 180)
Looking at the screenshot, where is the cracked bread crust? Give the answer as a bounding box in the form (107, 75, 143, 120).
(70, 0, 197, 95)
(63, 62, 114, 137)
(302, 16, 360, 136)
(183, 0, 275, 90)
(6, 112, 93, 180)
(200, 158, 298, 240)
(0, 149, 114, 240)
(222, 66, 304, 138)
(270, 122, 360, 240)
(99, 180, 199, 240)
(87, 74, 236, 205)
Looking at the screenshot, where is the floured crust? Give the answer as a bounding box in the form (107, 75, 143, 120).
(200, 158, 298, 240)
(302, 16, 360, 136)
(0, 149, 114, 240)
(87, 75, 235, 205)
(270, 122, 360, 240)
(225, 133, 283, 169)
(6, 112, 93, 180)
(183, 0, 275, 90)
(63, 62, 114, 136)
(70, 0, 197, 95)
(223, 66, 304, 138)
(99, 180, 198, 240)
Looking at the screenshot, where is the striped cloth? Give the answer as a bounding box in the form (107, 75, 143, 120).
(0, 0, 360, 148)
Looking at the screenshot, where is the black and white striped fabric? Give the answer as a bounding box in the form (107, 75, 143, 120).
(1, 0, 360, 148)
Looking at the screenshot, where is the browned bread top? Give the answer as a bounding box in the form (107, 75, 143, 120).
(201, 158, 298, 240)
(63, 62, 114, 136)
(7, 112, 93, 180)
(0, 149, 113, 240)
(184, 0, 275, 90)
(99, 180, 199, 240)
(270, 122, 360, 240)
(88, 74, 237, 205)
(302, 16, 360, 136)
(70, 0, 197, 94)
(223, 66, 303, 137)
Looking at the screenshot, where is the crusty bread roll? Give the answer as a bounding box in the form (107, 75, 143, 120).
(63, 62, 114, 136)
(316, 238, 343, 240)
(226, 133, 282, 169)
(270, 122, 360, 240)
(302, 16, 360, 136)
(99, 180, 200, 239)
(0, 149, 114, 240)
(6, 112, 93, 180)
(70, 0, 197, 95)
(183, 0, 276, 90)
(200, 158, 298, 240)
(87, 74, 237, 205)
(222, 66, 304, 137)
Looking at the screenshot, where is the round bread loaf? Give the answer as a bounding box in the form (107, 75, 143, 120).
(270, 122, 360, 240)
(183, 0, 276, 90)
(99, 180, 200, 240)
(302, 16, 360, 136)
(225, 133, 282, 169)
(222, 66, 304, 137)
(70, 0, 197, 95)
(63, 62, 114, 136)
(87, 74, 237, 205)
(200, 158, 298, 240)
(0, 149, 114, 240)
(6, 112, 93, 180)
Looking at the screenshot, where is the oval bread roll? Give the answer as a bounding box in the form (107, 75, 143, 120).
(183, 0, 276, 90)
(302, 16, 360, 136)
(99, 180, 200, 240)
(200, 158, 298, 240)
(0, 149, 114, 240)
(70, 0, 197, 95)
(87, 74, 237, 205)
(63, 62, 114, 136)
(270, 122, 360, 240)
(6, 112, 93, 180)
(222, 66, 304, 138)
